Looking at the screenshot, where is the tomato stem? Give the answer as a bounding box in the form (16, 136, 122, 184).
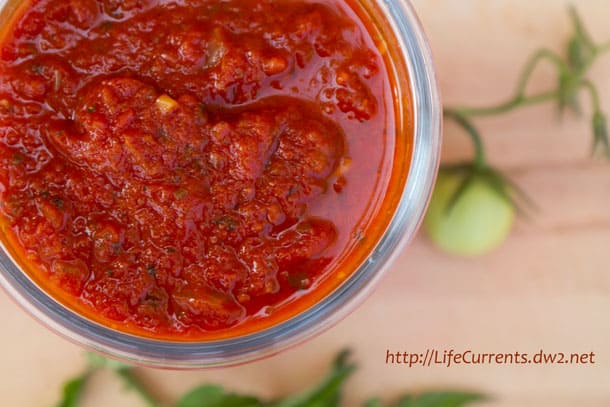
(452, 91, 559, 117)
(568, 5, 596, 50)
(443, 109, 486, 170)
(441, 5, 610, 215)
(579, 79, 602, 112)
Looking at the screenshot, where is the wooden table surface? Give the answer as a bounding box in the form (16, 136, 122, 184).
(2, 1, 610, 406)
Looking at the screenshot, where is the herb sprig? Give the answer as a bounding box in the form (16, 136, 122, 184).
(442, 6, 610, 214)
(55, 350, 484, 407)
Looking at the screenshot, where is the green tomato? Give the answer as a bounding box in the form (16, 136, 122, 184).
(423, 169, 516, 256)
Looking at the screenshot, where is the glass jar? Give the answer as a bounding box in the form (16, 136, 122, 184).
(0, 0, 441, 368)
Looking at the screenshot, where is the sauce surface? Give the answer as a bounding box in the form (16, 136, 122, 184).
(0, 0, 400, 339)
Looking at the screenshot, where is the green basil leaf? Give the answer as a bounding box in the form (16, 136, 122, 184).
(178, 385, 262, 407)
(363, 399, 383, 407)
(391, 391, 486, 407)
(272, 350, 356, 407)
(56, 373, 89, 407)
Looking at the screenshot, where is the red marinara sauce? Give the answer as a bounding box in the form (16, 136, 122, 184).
(0, 0, 409, 339)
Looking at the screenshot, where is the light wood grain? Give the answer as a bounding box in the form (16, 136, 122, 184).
(2, 1, 610, 406)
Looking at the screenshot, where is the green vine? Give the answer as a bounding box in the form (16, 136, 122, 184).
(442, 6, 610, 214)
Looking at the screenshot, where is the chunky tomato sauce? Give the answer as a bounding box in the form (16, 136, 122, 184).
(0, 0, 403, 339)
